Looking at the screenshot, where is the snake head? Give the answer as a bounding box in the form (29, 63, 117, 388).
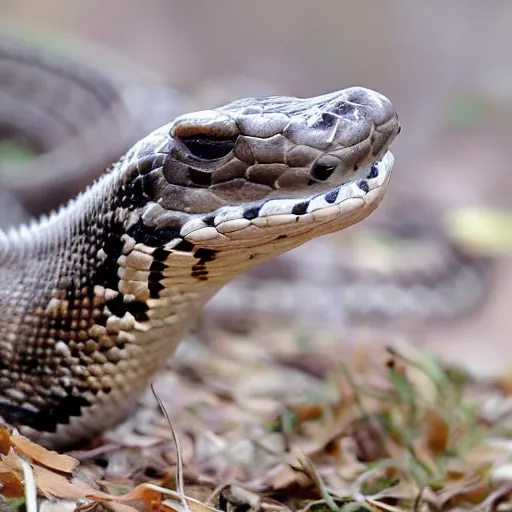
(120, 86, 399, 249)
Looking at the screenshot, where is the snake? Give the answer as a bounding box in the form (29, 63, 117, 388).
(0, 41, 400, 449)
(25, 32, 508, 455)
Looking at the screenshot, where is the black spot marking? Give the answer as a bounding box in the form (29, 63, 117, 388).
(95, 315, 108, 327)
(367, 163, 379, 179)
(93, 222, 126, 290)
(0, 401, 40, 424)
(191, 264, 209, 281)
(76, 385, 98, 395)
(150, 260, 167, 272)
(119, 177, 151, 209)
(243, 206, 260, 220)
(126, 300, 150, 322)
(191, 249, 217, 282)
(357, 180, 369, 193)
(174, 240, 194, 252)
(291, 201, 309, 215)
(307, 179, 315, 186)
(27, 395, 91, 433)
(106, 295, 149, 323)
(194, 248, 217, 263)
(324, 188, 339, 204)
(149, 282, 165, 298)
(149, 271, 165, 282)
(189, 166, 213, 187)
(16, 354, 39, 372)
(311, 162, 336, 181)
(181, 134, 237, 160)
(152, 248, 171, 262)
(103, 232, 125, 260)
(332, 102, 356, 117)
(104, 295, 128, 317)
(276, 235, 287, 240)
(127, 218, 181, 247)
(203, 215, 215, 227)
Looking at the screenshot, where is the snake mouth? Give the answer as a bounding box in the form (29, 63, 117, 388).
(178, 150, 394, 246)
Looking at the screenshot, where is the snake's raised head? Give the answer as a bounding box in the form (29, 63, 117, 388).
(121, 87, 399, 250)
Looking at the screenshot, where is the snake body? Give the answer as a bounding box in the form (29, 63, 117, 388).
(0, 43, 400, 448)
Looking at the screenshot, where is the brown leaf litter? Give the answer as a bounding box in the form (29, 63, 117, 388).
(2, 327, 512, 510)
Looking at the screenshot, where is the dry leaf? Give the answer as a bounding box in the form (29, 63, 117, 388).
(422, 409, 449, 456)
(0, 426, 11, 455)
(413, 409, 450, 470)
(11, 433, 79, 473)
(0, 449, 23, 475)
(90, 503, 140, 512)
(33, 464, 108, 501)
(0, 470, 25, 497)
(435, 475, 489, 508)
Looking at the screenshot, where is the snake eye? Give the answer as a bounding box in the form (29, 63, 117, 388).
(181, 134, 237, 160)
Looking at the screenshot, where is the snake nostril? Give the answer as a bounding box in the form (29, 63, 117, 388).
(315, 112, 338, 128)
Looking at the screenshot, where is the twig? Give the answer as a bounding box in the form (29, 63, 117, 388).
(151, 383, 190, 512)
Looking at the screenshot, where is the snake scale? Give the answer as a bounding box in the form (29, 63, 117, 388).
(0, 34, 404, 449)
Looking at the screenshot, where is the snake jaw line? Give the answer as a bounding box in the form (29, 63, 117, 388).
(182, 150, 394, 245)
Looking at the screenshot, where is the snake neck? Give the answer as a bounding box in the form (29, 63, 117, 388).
(0, 164, 305, 446)
(0, 169, 201, 443)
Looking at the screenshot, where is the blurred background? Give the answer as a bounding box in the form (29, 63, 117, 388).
(1, 0, 512, 375)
